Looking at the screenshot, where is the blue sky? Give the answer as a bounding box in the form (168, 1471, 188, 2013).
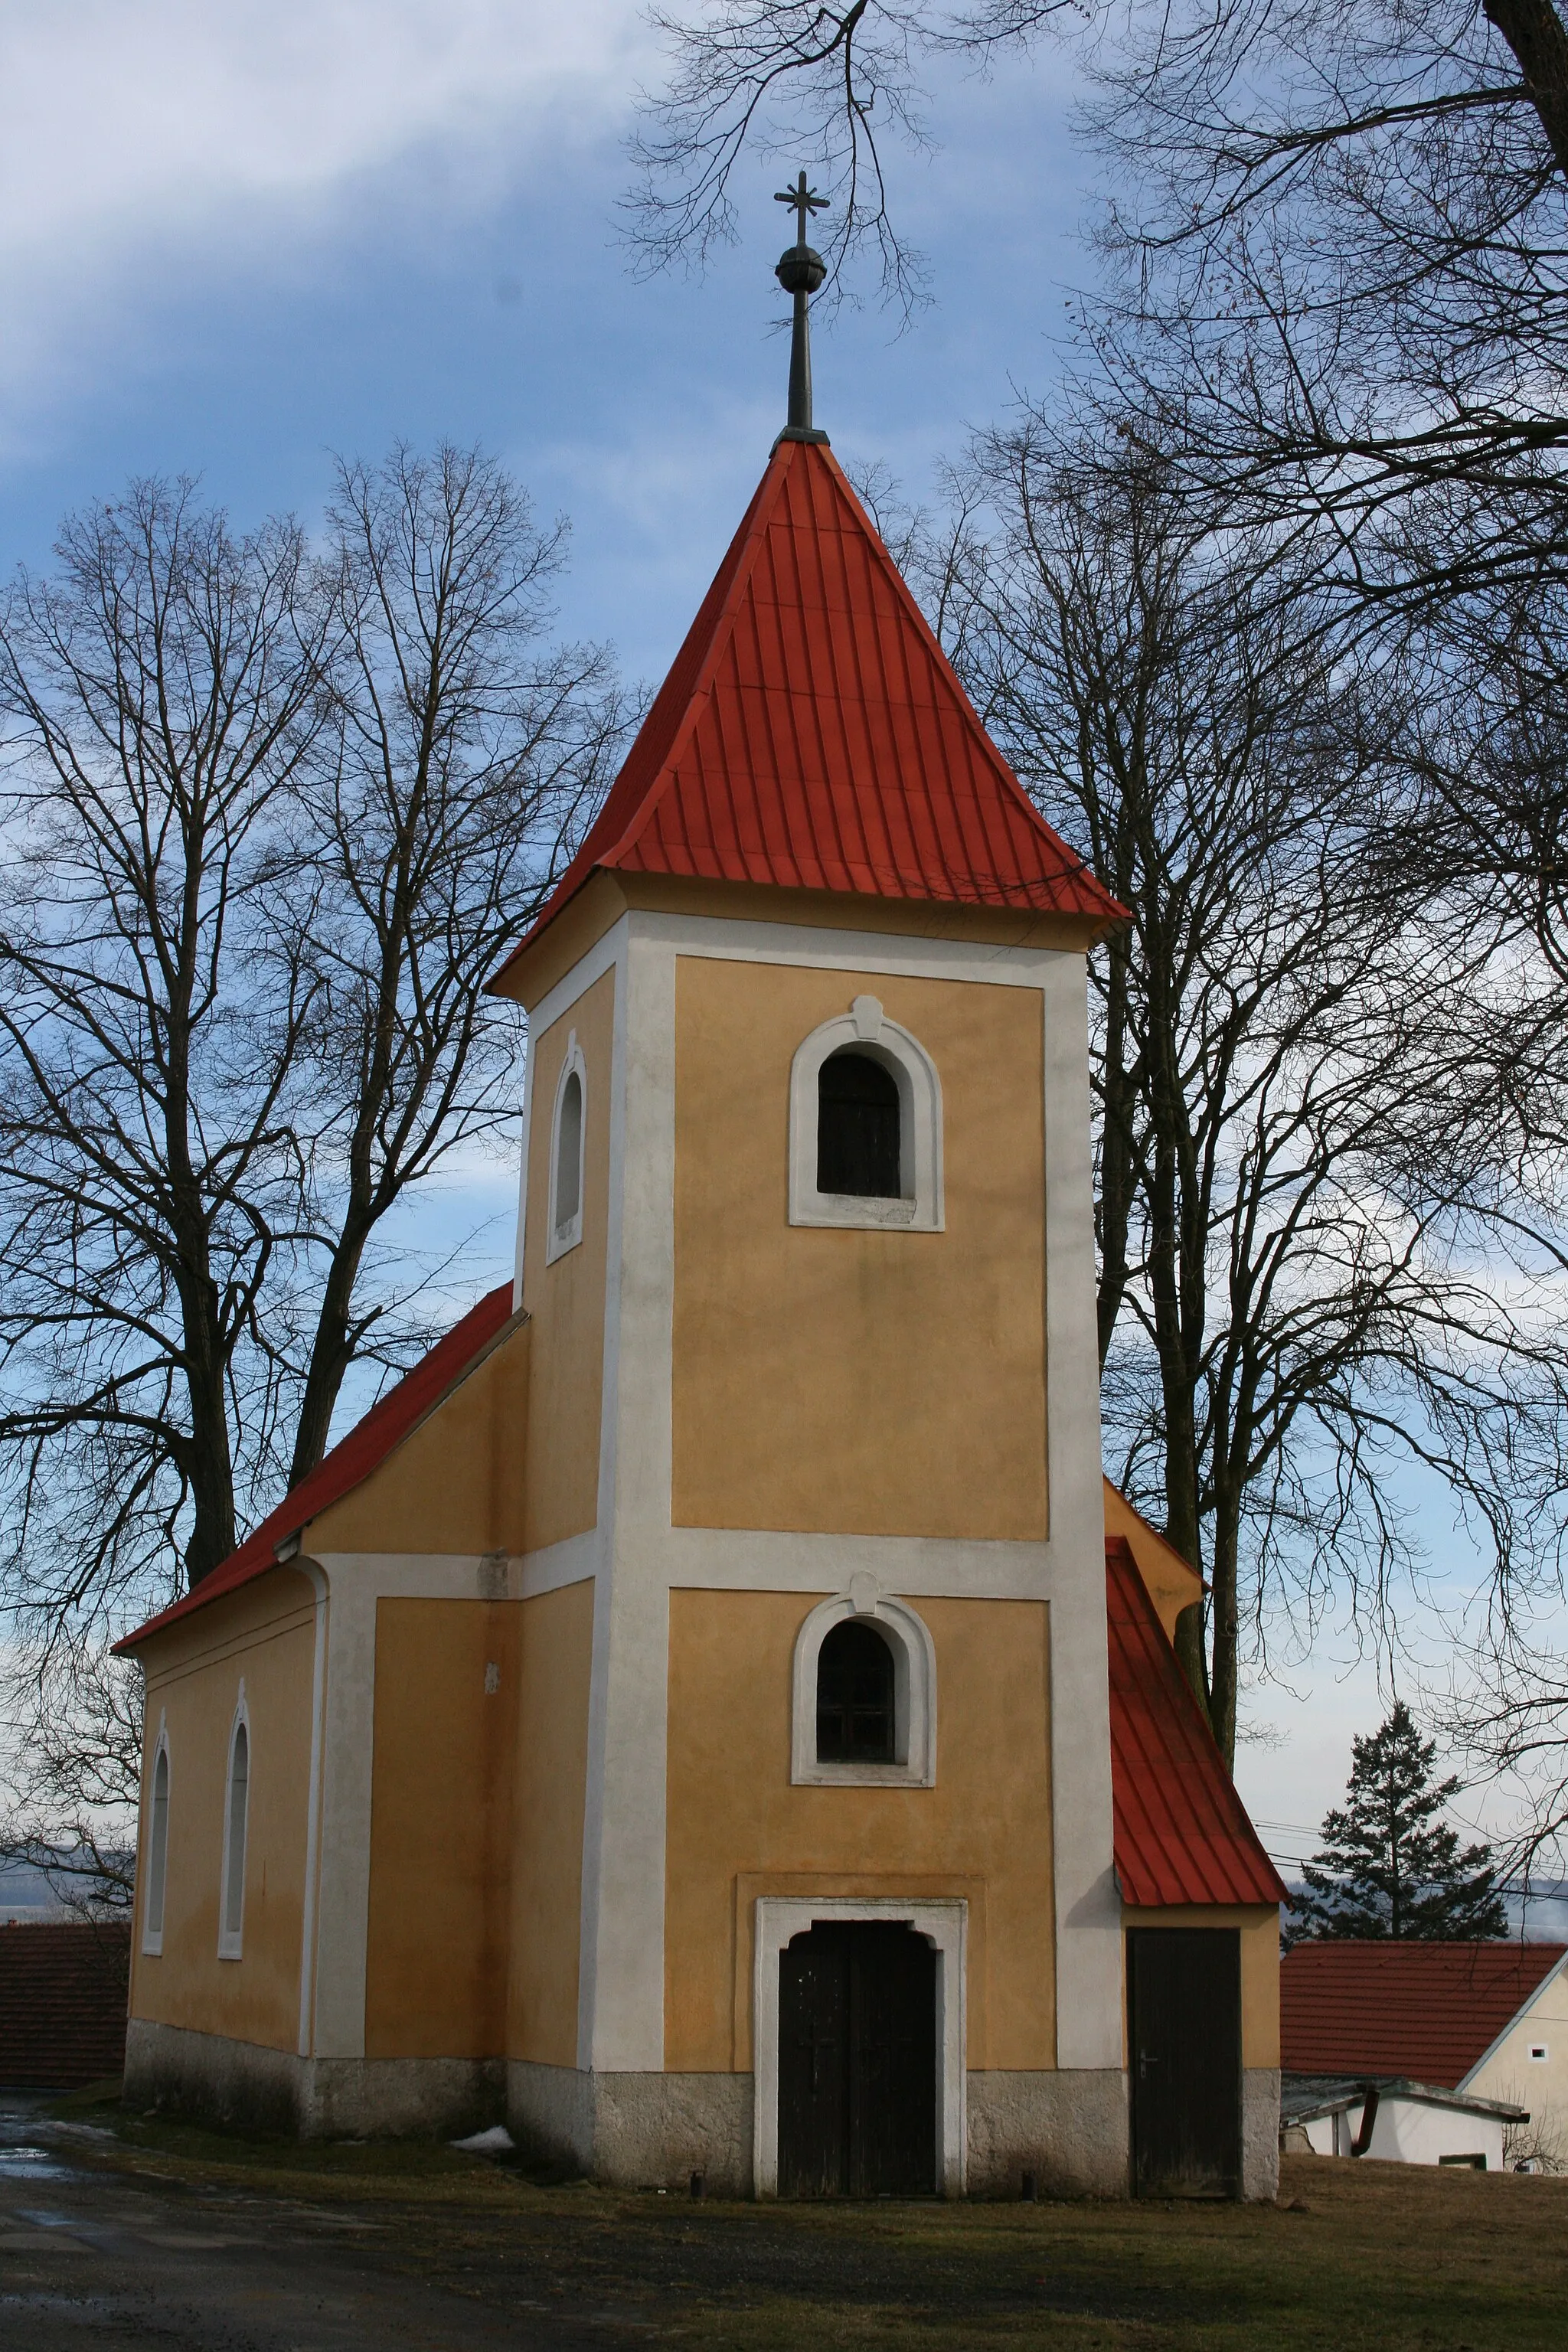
(3, 1, 1550, 1870)
(0, 3, 1077, 681)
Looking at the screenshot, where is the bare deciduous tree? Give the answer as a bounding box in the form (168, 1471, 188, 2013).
(280, 446, 630, 1488)
(635, 5, 1568, 1805)
(0, 450, 631, 1645)
(0, 1638, 142, 1916)
(632, 2, 1568, 609)
(920, 423, 1567, 1760)
(0, 483, 325, 1618)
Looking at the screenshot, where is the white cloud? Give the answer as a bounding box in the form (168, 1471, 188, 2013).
(0, 1, 648, 416)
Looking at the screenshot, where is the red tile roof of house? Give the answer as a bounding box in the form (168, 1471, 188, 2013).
(1106, 1535, 1287, 1908)
(1281, 1939, 1568, 2086)
(492, 437, 1122, 985)
(0, 1921, 130, 2089)
(114, 1284, 518, 1653)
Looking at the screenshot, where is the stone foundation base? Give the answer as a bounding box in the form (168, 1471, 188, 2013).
(1241, 2068, 1281, 2201)
(967, 2066, 1130, 2197)
(124, 2028, 1276, 2203)
(507, 2061, 753, 2194)
(512, 2062, 1137, 2198)
(122, 2019, 503, 2141)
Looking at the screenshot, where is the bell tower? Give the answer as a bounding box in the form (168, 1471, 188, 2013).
(488, 211, 1129, 2194)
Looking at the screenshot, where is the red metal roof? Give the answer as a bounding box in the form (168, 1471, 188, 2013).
(493, 437, 1121, 984)
(1106, 1536, 1288, 1908)
(1281, 1939, 1567, 2086)
(115, 1283, 517, 1651)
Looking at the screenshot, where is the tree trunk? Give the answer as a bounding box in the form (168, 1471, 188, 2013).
(286, 1211, 374, 1491)
(1148, 1037, 1211, 1726)
(1206, 1473, 1242, 1766)
(1485, 0, 1568, 179)
(177, 1269, 238, 1586)
(1096, 929, 1138, 1369)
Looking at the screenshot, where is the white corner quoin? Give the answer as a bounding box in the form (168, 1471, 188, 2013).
(752, 1895, 968, 2197)
(789, 995, 944, 1231)
(791, 1581, 938, 1788)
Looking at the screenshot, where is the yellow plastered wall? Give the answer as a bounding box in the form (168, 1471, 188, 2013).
(1103, 1480, 1203, 1644)
(1121, 1906, 1281, 2068)
(308, 1319, 529, 1558)
(364, 1599, 518, 2058)
(129, 1569, 316, 2050)
(672, 959, 1048, 1539)
(521, 965, 615, 1551)
(508, 1578, 595, 2064)
(665, 1590, 1054, 2072)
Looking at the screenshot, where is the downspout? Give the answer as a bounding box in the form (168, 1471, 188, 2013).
(1351, 2082, 1380, 2157)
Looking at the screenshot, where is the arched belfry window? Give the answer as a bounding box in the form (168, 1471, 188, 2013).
(792, 1585, 937, 1787)
(817, 1052, 900, 1200)
(218, 1690, 250, 1960)
(141, 1724, 171, 1957)
(547, 1031, 587, 1264)
(789, 997, 943, 1233)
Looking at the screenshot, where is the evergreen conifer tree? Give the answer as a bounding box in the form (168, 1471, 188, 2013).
(1292, 1702, 1508, 1942)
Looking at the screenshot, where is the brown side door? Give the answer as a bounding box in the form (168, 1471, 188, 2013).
(1127, 1926, 1243, 2197)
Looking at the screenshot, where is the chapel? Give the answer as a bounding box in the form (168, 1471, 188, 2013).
(116, 205, 1285, 2200)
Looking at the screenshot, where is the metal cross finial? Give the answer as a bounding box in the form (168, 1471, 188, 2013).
(773, 175, 831, 442)
(775, 172, 828, 247)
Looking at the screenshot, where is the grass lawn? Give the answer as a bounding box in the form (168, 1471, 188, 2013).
(51, 2088, 1568, 2349)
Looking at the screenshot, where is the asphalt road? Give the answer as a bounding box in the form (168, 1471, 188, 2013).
(0, 2099, 672, 2350)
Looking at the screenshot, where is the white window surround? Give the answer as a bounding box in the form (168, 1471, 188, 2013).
(141, 1717, 170, 1958)
(217, 1684, 250, 1962)
(788, 995, 943, 1232)
(752, 1895, 967, 2198)
(791, 1580, 937, 1787)
(545, 1032, 587, 1264)
(1529, 2045, 1550, 2060)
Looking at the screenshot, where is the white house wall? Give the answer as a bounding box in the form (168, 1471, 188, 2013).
(1462, 1956, 1568, 2160)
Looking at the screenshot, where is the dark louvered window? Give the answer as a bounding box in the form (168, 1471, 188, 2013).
(817, 1051, 900, 1198)
(816, 1620, 896, 1763)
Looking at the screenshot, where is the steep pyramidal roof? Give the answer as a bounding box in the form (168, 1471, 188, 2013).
(496, 436, 1120, 982)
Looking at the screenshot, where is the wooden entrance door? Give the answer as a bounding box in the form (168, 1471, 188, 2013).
(1127, 1927, 1243, 2197)
(777, 1922, 937, 2196)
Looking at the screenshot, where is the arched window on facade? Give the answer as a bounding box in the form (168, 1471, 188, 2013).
(219, 1711, 250, 1959)
(792, 1589, 938, 1786)
(547, 1034, 586, 1263)
(142, 1736, 170, 1956)
(789, 997, 943, 1233)
(815, 1619, 897, 1764)
(817, 1050, 900, 1199)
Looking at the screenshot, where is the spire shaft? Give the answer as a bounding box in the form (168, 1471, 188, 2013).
(786, 283, 814, 432)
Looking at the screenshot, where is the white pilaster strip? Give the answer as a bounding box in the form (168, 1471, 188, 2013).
(577, 921, 675, 2072)
(296, 1561, 329, 2056)
(1040, 951, 1123, 2069)
(305, 1554, 506, 2060)
(511, 1024, 535, 1312)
